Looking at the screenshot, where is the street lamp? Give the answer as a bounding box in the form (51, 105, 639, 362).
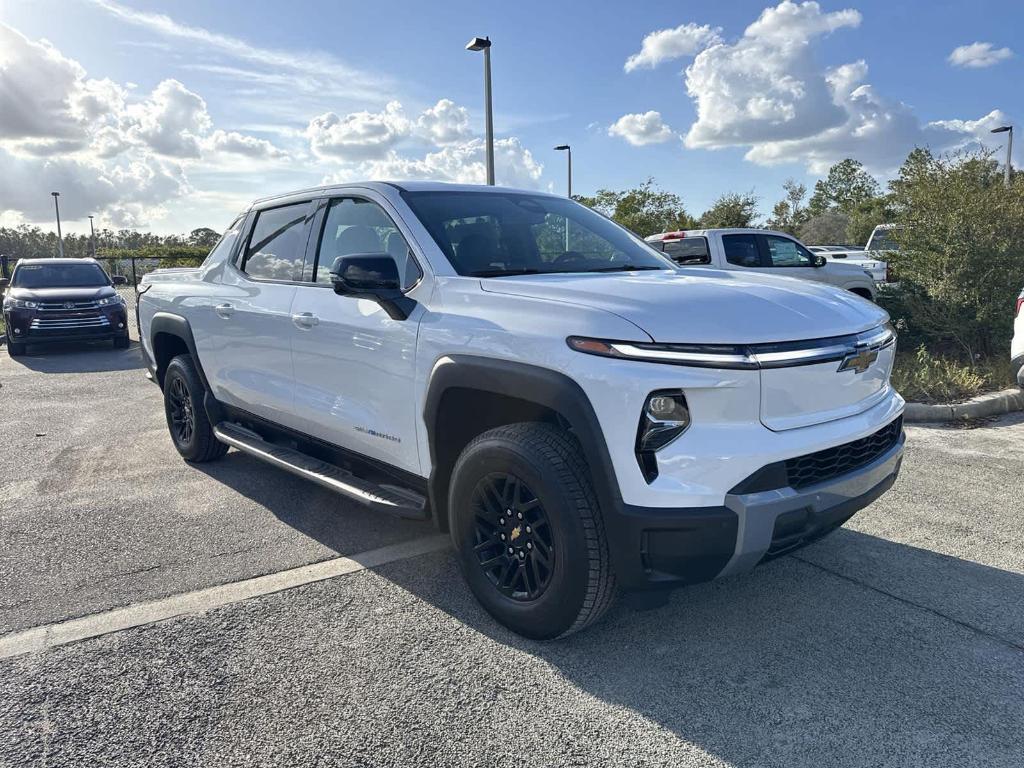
(466, 36, 495, 186)
(88, 215, 97, 257)
(51, 192, 64, 258)
(554, 145, 572, 198)
(991, 125, 1013, 188)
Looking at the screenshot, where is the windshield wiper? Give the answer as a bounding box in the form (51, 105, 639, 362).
(467, 268, 548, 277)
(589, 265, 664, 273)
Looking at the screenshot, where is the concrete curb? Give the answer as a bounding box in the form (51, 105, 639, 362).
(904, 387, 1024, 423)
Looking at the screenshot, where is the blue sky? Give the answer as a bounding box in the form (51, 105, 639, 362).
(0, 0, 1019, 234)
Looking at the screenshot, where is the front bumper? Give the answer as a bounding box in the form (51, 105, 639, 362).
(605, 419, 905, 590)
(4, 307, 128, 345)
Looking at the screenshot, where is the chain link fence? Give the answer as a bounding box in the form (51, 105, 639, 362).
(1, 254, 204, 340)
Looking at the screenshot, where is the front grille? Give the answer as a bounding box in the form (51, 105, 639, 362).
(30, 314, 110, 330)
(785, 416, 903, 490)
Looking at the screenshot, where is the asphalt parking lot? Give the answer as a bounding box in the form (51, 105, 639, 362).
(1, 342, 1022, 767)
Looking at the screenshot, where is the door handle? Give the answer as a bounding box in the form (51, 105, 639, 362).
(214, 303, 234, 319)
(292, 312, 319, 329)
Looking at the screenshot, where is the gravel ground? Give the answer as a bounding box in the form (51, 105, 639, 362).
(1, 346, 1022, 767)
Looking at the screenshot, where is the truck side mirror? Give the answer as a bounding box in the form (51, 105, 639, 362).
(812, 254, 827, 267)
(330, 253, 415, 321)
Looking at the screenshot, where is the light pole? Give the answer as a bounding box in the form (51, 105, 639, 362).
(554, 145, 572, 198)
(466, 36, 495, 186)
(991, 125, 1013, 188)
(88, 215, 97, 257)
(51, 192, 64, 258)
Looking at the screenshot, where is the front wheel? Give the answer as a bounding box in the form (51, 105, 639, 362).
(7, 341, 26, 357)
(163, 354, 228, 462)
(449, 423, 617, 639)
(113, 334, 130, 349)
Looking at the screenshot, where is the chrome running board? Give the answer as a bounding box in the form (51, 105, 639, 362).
(213, 422, 428, 520)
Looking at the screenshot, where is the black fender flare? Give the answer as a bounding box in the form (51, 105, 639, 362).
(149, 312, 223, 424)
(422, 354, 623, 530)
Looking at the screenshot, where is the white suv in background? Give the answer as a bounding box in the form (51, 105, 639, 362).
(647, 229, 879, 300)
(139, 182, 905, 639)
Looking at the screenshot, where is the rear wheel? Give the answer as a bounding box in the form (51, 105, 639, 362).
(163, 354, 227, 462)
(6, 341, 26, 357)
(449, 423, 616, 639)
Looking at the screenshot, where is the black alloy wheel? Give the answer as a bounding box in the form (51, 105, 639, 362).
(470, 473, 555, 601)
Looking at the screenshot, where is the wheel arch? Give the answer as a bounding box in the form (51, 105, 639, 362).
(423, 355, 621, 532)
(149, 312, 208, 389)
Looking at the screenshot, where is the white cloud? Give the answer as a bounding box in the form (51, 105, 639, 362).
(123, 79, 211, 158)
(624, 23, 721, 72)
(684, 2, 861, 150)
(0, 22, 289, 228)
(608, 111, 675, 145)
(416, 99, 472, 145)
(948, 42, 1013, 69)
(325, 137, 544, 189)
(306, 101, 411, 161)
(90, 0, 386, 101)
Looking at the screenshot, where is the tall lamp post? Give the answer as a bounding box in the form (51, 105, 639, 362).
(554, 145, 572, 198)
(991, 125, 1013, 188)
(466, 36, 495, 186)
(88, 215, 97, 257)
(51, 192, 64, 258)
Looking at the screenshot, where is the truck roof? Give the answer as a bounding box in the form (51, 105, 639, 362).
(14, 257, 101, 266)
(645, 228, 794, 241)
(252, 180, 563, 207)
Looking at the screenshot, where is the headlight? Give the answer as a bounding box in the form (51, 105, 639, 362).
(97, 295, 125, 306)
(2, 297, 38, 310)
(636, 390, 690, 482)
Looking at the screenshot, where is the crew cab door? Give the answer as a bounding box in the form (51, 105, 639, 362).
(198, 200, 314, 423)
(286, 194, 426, 475)
(756, 234, 822, 282)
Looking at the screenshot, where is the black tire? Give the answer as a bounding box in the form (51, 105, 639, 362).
(7, 341, 26, 357)
(163, 354, 228, 463)
(449, 422, 616, 639)
(113, 334, 130, 349)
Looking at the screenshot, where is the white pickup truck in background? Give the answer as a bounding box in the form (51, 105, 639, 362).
(647, 229, 880, 301)
(808, 245, 888, 283)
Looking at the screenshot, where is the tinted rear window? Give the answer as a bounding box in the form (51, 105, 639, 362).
(12, 263, 109, 288)
(662, 237, 710, 265)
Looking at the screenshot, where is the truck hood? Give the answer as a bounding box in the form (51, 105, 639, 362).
(480, 268, 887, 343)
(7, 285, 116, 302)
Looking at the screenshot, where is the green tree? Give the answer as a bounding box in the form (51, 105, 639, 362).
(807, 159, 881, 216)
(697, 192, 759, 228)
(575, 178, 696, 237)
(187, 227, 221, 248)
(882, 148, 1024, 359)
(798, 211, 850, 244)
(846, 195, 895, 246)
(765, 179, 808, 235)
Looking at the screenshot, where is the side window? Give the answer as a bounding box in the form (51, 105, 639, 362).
(202, 214, 245, 267)
(664, 237, 710, 265)
(240, 202, 310, 281)
(722, 234, 761, 267)
(314, 198, 422, 289)
(765, 235, 813, 267)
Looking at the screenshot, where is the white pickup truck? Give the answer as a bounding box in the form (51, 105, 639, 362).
(138, 182, 905, 639)
(647, 229, 879, 300)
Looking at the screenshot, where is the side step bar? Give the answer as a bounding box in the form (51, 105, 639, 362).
(213, 422, 428, 520)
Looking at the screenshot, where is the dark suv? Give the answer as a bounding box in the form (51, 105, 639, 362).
(1, 258, 130, 357)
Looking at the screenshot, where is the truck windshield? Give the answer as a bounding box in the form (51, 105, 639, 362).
(867, 229, 899, 251)
(401, 191, 674, 276)
(12, 262, 109, 288)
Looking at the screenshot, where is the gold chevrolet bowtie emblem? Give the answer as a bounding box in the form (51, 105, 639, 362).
(838, 347, 879, 374)
(510, 525, 522, 541)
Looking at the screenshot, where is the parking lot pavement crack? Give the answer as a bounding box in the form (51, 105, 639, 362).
(790, 553, 1024, 654)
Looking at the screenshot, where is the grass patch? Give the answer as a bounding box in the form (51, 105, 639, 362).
(892, 345, 1016, 404)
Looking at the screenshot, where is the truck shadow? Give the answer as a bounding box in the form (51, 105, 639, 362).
(196, 450, 1024, 765)
(6, 341, 144, 373)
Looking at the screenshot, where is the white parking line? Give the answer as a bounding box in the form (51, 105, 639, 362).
(0, 534, 449, 661)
